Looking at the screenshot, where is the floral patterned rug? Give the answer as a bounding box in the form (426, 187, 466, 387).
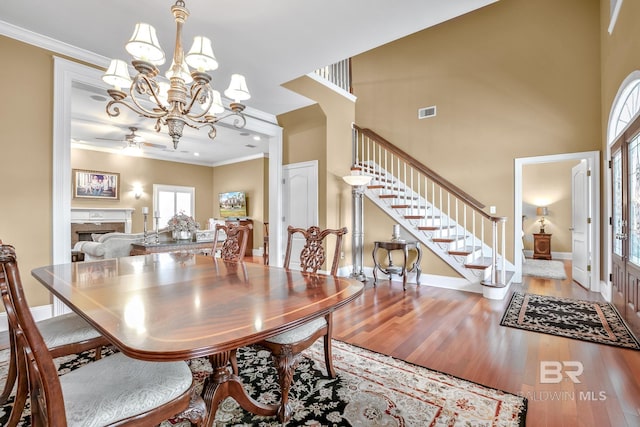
(501, 292, 640, 350)
(0, 340, 527, 426)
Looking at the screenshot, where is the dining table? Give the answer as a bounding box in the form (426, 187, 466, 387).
(31, 253, 365, 426)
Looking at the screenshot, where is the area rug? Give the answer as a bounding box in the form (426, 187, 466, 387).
(501, 292, 640, 350)
(522, 259, 567, 280)
(0, 340, 527, 426)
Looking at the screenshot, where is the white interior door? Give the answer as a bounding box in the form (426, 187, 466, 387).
(282, 161, 318, 268)
(571, 160, 589, 287)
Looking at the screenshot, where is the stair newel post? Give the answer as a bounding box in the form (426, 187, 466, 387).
(491, 218, 499, 285)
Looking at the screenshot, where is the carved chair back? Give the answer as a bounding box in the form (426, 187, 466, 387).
(283, 226, 348, 275)
(213, 222, 253, 261)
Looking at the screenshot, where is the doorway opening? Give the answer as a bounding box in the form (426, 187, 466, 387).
(514, 151, 600, 291)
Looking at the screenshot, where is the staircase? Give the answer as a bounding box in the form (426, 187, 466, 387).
(351, 125, 515, 299)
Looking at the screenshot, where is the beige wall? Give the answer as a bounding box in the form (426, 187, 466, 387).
(71, 149, 214, 233)
(212, 157, 268, 249)
(522, 160, 580, 253)
(350, 0, 601, 276)
(0, 36, 55, 306)
(600, 0, 640, 127)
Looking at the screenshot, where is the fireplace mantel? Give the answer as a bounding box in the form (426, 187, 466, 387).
(70, 207, 134, 233)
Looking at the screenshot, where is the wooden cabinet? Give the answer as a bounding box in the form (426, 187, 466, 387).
(226, 219, 253, 257)
(533, 233, 552, 260)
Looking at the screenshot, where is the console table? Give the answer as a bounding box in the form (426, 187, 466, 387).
(130, 240, 216, 256)
(372, 240, 422, 290)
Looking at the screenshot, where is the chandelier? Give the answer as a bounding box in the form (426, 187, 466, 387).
(101, 0, 250, 150)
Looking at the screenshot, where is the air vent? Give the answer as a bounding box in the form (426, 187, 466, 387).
(418, 106, 437, 119)
(245, 144, 257, 148)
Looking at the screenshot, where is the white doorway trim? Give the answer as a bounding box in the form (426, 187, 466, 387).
(514, 151, 600, 291)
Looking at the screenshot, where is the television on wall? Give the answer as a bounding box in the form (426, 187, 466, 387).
(219, 191, 247, 218)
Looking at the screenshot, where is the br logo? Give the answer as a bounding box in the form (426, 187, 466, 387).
(540, 361, 584, 384)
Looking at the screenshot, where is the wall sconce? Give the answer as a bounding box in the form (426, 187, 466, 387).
(536, 206, 549, 233)
(133, 185, 143, 199)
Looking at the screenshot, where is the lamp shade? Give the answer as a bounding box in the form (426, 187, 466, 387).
(224, 74, 251, 102)
(186, 36, 218, 71)
(207, 90, 225, 115)
(343, 175, 372, 186)
(102, 59, 132, 90)
(536, 206, 549, 216)
(126, 23, 165, 65)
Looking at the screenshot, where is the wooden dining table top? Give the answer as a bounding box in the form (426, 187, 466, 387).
(31, 253, 365, 362)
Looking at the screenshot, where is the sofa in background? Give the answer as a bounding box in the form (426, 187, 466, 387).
(72, 232, 146, 261)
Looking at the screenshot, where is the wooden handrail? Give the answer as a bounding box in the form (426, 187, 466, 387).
(354, 124, 491, 203)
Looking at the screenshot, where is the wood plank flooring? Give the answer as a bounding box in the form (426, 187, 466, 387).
(2, 258, 638, 426)
(332, 260, 640, 427)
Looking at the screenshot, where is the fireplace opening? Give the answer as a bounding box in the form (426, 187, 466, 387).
(76, 229, 115, 242)
(71, 222, 125, 247)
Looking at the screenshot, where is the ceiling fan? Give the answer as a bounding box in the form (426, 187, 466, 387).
(96, 127, 166, 150)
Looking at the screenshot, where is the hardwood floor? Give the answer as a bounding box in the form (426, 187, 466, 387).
(2, 257, 638, 426)
(332, 260, 640, 427)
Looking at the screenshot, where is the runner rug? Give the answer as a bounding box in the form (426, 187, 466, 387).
(501, 292, 640, 350)
(0, 340, 527, 426)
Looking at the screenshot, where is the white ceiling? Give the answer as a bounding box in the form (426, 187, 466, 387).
(0, 0, 497, 165)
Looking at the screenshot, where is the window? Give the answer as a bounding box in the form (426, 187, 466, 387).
(153, 184, 195, 228)
(609, 73, 640, 145)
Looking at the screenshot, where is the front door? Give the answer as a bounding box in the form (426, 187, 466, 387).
(611, 132, 640, 336)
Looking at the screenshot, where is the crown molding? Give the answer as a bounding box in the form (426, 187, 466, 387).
(0, 19, 110, 68)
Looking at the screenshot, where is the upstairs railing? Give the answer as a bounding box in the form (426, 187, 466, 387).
(314, 58, 352, 93)
(352, 124, 509, 286)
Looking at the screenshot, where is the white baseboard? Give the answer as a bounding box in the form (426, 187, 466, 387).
(339, 266, 483, 294)
(252, 247, 264, 257)
(0, 304, 53, 332)
(523, 250, 571, 260)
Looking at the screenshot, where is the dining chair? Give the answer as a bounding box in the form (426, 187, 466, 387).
(0, 243, 111, 427)
(213, 222, 253, 261)
(258, 225, 348, 422)
(0, 244, 206, 427)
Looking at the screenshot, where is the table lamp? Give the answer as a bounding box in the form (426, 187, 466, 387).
(536, 206, 549, 233)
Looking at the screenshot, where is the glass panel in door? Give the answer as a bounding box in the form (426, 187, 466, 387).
(629, 135, 640, 266)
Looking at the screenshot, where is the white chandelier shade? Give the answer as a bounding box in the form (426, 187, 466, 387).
(186, 36, 218, 72)
(102, 59, 132, 91)
(224, 74, 251, 103)
(126, 23, 165, 65)
(102, 0, 251, 150)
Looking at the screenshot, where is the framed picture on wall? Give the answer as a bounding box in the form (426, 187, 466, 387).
(73, 169, 120, 200)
